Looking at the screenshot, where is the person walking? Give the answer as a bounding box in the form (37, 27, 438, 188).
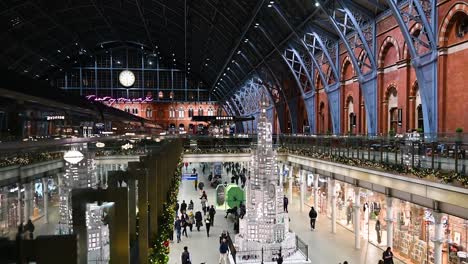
(195, 210, 203, 231)
(382, 247, 394, 264)
(174, 216, 182, 243)
(219, 238, 229, 264)
(180, 200, 187, 214)
(175, 201, 180, 216)
(25, 219, 35, 239)
(188, 200, 194, 211)
(201, 196, 208, 215)
(187, 210, 194, 232)
(308, 207, 318, 230)
(181, 213, 188, 237)
(181, 246, 191, 264)
(375, 219, 382, 244)
(283, 195, 289, 213)
(346, 204, 353, 225)
(209, 205, 216, 226)
(205, 215, 211, 237)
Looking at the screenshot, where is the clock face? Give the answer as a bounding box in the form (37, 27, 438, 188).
(119, 70, 135, 87)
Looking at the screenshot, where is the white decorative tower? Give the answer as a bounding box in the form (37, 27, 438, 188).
(235, 95, 299, 263)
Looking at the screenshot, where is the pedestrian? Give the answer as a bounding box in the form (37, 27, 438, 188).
(375, 219, 382, 244)
(195, 211, 203, 231)
(175, 201, 180, 215)
(219, 238, 229, 264)
(343, 262, 349, 264)
(382, 247, 394, 264)
(378, 260, 384, 264)
(181, 200, 187, 214)
(174, 216, 182, 243)
(209, 205, 216, 226)
(346, 204, 353, 225)
(181, 213, 188, 237)
(201, 197, 208, 215)
(188, 200, 194, 211)
(205, 215, 211, 237)
(283, 195, 289, 213)
(181, 246, 191, 264)
(187, 210, 194, 232)
(25, 219, 35, 239)
(308, 207, 318, 230)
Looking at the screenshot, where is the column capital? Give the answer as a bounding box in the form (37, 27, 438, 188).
(432, 211, 445, 224)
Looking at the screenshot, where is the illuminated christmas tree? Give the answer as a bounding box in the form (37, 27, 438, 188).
(235, 95, 300, 262)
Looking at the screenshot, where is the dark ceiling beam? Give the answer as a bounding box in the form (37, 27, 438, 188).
(90, 0, 124, 44)
(209, 0, 266, 93)
(135, 0, 156, 47)
(365, 0, 388, 12)
(219, 2, 327, 100)
(202, 0, 241, 33)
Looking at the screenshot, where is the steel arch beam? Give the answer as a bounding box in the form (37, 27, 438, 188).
(384, 0, 438, 139)
(272, 4, 344, 134)
(319, 0, 379, 135)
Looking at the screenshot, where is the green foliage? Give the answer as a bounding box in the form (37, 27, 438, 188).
(456, 127, 463, 133)
(149, 160, 183, 264)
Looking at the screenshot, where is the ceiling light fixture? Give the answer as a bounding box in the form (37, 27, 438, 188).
(315, 2, 320, 7)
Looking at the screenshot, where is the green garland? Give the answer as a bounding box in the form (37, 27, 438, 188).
(148, 159, 183, 263)
(278, 147, 468, 186)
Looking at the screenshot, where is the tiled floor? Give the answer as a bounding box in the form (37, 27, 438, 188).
(169, 163, 404, 264)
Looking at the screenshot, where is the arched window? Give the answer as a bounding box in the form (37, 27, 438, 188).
(217, 108, 223, 116)
(146, 107, 152, 118)
(158, 91, 164, 99)
(198, 107, 204, 116)
(169, 107, 175, 118)
(207, 107, 214, 116)
(178, 107, 184, 118)
(387, 87, 398, 133)
(188, 107, 194, 118)
(347, 98, 355, 133)
(415, 86, 423, 131)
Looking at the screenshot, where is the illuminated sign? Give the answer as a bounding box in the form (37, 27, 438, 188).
(86, 95, 153, 105)
(215, 116, 234, 120)
(47, 115, 65, 120)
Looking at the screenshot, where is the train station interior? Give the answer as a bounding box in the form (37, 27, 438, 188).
(0, 0, 467, 263)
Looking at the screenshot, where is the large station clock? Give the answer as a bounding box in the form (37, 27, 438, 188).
(119, 70, 135, 87)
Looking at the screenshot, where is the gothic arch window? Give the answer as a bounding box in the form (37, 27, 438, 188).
(188, 107, 194, 118)
(387, 87, 398, 133)
(319, 102, 325, 134)
(178, 107, 185, 118)
(169, 107, 175, 118)
(217, 107, 223, 116)
(456, 14, 468, 38)
(158, 91, 164, 99)
(207, 106, 214, 116)
(146, 107, 152, 118)
(414, 85, 423, 131)
(198, 107, 204, 116)
(347, 98, 355, 132)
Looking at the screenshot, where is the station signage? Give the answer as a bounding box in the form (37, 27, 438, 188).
(86, 95, 153, 105)
(46, 115, 65, 120)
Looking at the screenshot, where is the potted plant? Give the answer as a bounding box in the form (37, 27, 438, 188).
(389, 129, 396, 137)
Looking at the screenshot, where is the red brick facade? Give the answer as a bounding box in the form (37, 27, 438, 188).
(110, 102, 223, 132)
(292, 0, 468, 135)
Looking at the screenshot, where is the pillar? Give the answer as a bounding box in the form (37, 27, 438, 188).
(279, 163, 283, 185)
(42, 177, 49, 224)
(432, 212, 444, 264)
(300, 170, 305, 212)
(17, 183, 23, 225)
(128, 179, 137, 243)
(313, 174, 319, 211)
(288, 166, 293, 203)
(330, 179, 337, 234)
(385, 196, 394, 248)
(24, 182, 31, 221)
(353, 186, 361, 249)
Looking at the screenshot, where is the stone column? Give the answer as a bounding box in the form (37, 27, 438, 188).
(42, 177, 49, 224)
(313, 174, 319, 211)
(24, 182, 31, 221)
(432, 212, 444, 264)
(300, 170, 305, 212)
(279, 163, 283, 185)
(288, 166, 293, 203)
(353, 186, 361, 249)
(385, 196, 394, 248)
(17, 183, 23, 225)
(330, 179, 337, 234)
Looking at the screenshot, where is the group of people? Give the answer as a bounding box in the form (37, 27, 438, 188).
(338, 247, 394, 264)
(16, 219, 35, 240)
(174, 192, 218, 243)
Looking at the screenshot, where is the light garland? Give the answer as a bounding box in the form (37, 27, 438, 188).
(148, 159, 183, 263)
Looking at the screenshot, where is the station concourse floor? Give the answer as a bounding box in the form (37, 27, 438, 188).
(168, 163, 405, 264)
